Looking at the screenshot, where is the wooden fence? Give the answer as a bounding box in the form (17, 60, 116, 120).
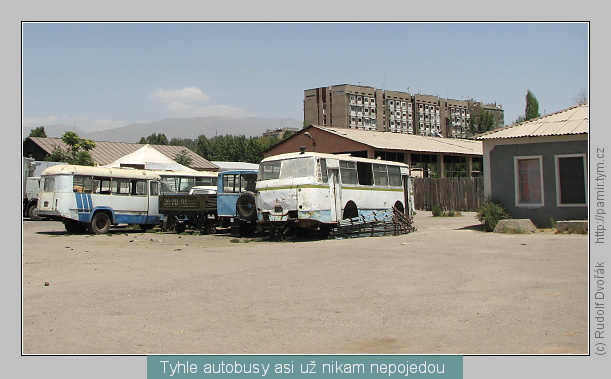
(412, 177, 484, 212)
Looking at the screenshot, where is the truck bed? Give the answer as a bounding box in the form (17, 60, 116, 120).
(159, 194, 217, 213)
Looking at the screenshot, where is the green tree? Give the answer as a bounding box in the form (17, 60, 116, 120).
(524, 90, 540, 121)
(169, 137, 197, 151)
(29, 126, 47, 138)
(173, 149, 193, 167)
(45, 131, 96, 165)
(195, 134, 280, 164)
(139, 133, 169, 145)
(468, 110, 496, 135)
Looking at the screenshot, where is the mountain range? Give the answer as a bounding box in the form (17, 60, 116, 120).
(23, 116, 303, 143)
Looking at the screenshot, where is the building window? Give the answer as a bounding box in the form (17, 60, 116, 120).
(515, 156, 544, 207)
(555, 154, 587, 206)
(411, 153, 438, 178)
(444, 155, 467, 177)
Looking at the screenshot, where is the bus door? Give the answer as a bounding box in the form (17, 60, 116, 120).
(147, 180, 160, 223)
(39, 175, 57, 213)
(326, 158, 342, 222)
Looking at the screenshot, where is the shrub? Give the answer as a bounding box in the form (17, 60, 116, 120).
(476, 199, 510, 232)
(432, 205, 443, 217)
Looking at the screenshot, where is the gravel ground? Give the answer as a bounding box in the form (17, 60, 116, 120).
(22, 212, 588, 355)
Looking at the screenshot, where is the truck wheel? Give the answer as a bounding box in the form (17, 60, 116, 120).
(175, 222, 187, 234)
(27, 203, 43, 221)
(236, 191, 257, 221)
(88, 212, 111, 234)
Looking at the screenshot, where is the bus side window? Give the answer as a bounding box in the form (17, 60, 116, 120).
(113, 179, 130, 195)
(133, 180, 147, 195)
(340, 161, 358, 184)
(357, 162, 373, 185)
(93, 177, 111, 194)
(73, 175, 93, 193)
(373, 164, 389, 186)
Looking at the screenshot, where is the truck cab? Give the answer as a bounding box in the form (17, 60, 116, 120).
(216, 170, 258, 234)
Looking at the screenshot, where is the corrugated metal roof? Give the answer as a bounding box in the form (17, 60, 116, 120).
(315, 126, 483, 155)
(27, 137, 218, 171)
(476, 103, 588, 140)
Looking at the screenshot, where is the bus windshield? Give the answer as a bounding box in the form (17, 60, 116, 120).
(259, 157, 315, 181)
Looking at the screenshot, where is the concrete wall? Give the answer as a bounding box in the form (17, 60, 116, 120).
(487, 137, 588, 227)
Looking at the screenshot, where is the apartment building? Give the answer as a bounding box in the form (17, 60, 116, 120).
(304, 84, 504, 138)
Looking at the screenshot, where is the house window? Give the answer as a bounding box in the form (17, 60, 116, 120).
(515, 156, 544, 206)
(555, 154, 587, 206)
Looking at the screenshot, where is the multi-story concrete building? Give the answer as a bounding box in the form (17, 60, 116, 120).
(304, 84, 504, 138)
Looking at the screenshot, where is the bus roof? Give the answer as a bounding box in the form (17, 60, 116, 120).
(261, 152, 409, 167)
(41, 164, 162, 180)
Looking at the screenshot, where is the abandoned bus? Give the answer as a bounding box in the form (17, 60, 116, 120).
(37, 165, 162, 234)
(155, 170, 218, 194)
(256, 151, 411, 231)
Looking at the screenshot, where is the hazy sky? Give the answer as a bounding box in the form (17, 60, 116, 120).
(22, 22, 588, 132)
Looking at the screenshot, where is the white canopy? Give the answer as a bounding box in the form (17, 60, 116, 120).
(100, 144, 195, 172)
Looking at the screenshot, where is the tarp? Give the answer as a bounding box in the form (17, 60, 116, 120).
(100, 144, 195, 172)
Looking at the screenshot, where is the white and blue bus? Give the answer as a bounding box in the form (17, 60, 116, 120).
(256, 151, 411, 232)
(37, 165, 162, 234)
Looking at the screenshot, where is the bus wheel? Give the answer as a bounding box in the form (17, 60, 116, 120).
(27, 202, 43, 221)
(89, 212, 111, 234)
(140, 224, 155, 232)
(63, 219, 86, 234)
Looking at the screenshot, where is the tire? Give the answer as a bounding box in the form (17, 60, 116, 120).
(161, 215, 177, 232)
(236, 191, 257, 221)
(88, 212, 111, 234)
(175, 222, 187, 234)
(63, 219, 86, 234)
(27, 202, 43, 221)
(140, 224, 155, 231)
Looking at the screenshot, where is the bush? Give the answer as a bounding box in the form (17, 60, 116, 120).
(476, 199, 510, 231)
(432, 205, 443, 217)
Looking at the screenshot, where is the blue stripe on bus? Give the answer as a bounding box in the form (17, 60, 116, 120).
(73, 193, 160, 225)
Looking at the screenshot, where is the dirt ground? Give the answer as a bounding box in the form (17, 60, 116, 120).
(21, 212, 588, 355)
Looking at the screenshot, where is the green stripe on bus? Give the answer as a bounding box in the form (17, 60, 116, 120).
(258, 185, 403, 192)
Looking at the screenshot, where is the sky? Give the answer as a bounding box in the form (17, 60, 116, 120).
(22, 22, 588, 133)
